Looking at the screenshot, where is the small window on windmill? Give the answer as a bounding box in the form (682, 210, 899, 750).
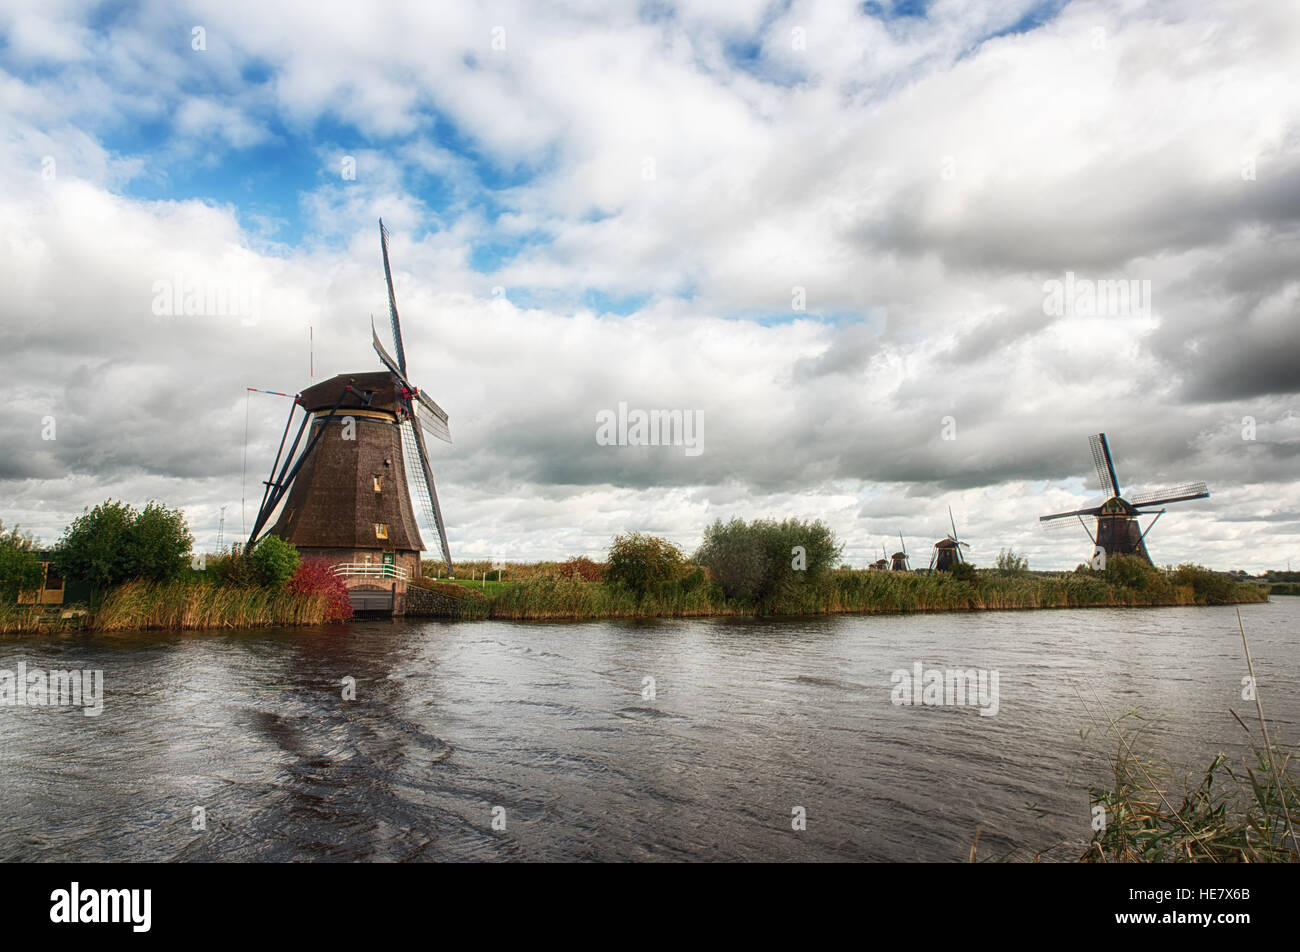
(375, 523, 389, 540)
(373, 475, 382, 493)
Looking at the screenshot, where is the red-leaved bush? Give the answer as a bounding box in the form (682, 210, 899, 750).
(287, 559, 353, 623)
(558, 556, 605, 582)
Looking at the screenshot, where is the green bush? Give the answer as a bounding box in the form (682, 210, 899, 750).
(948, 560, 977, 583)
(205, 551, 257, 586)
(0, 520, 43, 601)
(606, 533, 685, 597)
(53, 500, 193, 590)
(1172, 563, 1238, 605)
(249, 535, 300, 588)
(1103, 552, 1161, 590)
(694, 517, 842, 607)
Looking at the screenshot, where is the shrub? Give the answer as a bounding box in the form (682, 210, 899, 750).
(948, 561, 977, 583)
(1172, 563, 1238, 605)
(54, 499, 193, 590)
(558, 556, 605, 581)
(205, 551, 257, 586)
(287, 559, 353, 622)
(250, 535, 300, 588)
(606, 533, 685, 597)
(695, 518, 842, 607)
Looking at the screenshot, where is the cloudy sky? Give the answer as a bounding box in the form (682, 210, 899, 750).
(1, 0, 1297, 571)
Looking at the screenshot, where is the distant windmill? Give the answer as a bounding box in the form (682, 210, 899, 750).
(929, 506, 970, 571)
(245, 220, 457, 611)
(1039, 433, 1209, 565)
(891, 533, 910, 571)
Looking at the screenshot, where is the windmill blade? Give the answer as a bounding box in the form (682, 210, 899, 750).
(948, 505, 958, 542)
(1040, 505, 1104, 522)
(413, 397, 451, 444)
(1130, 481, 1210, 508)
(1042, 515, 1085, 534)
(899, 532, 907, 556)
(1089, 433, 1119, 498)
(379, 219, 407, 376)
(957, 540, 971, 548)
(372, 319, 410, 386)
(402, 416, 454, 573)
(414, 390, 451, 443)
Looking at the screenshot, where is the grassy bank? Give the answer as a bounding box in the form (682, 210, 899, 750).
(2, 580, 338, 634)
(465, 563, 1267, 621)
(91, 580, 336, 631)
(0, 602, 90, 635)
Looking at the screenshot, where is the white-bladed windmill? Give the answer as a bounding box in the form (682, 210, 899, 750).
(929, 506, 970, 571)
(372, 218, 455, 575)
(245, 220, 455, 610)
(1038, 433, 1209, 565)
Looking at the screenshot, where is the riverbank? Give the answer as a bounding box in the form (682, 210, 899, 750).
(437, 564, 1267, 621)
(4, 565, 1267, 632)
(1, 580, 339, 635)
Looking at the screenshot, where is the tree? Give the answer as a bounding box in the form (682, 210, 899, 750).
(53, 500, 135, 590)
(695, 517, 842, 605)
(53, 500, 193, 590)
(250, 535, 300, 588)
(126, 502, 195, 582)
(0, 520, 43, 601)
(995, 548, 1029, 577)
(606, 533, 684, 596)
(0, 519, 37, 552)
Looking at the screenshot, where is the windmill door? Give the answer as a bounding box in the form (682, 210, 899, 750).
(382, 552, 395, 577)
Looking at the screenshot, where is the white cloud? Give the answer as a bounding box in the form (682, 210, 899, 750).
(1, 0, 1298, 570)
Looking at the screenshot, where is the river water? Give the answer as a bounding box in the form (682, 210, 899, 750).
(1, 599, 1296, 862)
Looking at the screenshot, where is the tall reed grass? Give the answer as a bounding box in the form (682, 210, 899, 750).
(482, 565, 1265, 621)
(1077, 611, 1297, 862)
(91, 580, 332, 631)
(0, 602, 88, 635)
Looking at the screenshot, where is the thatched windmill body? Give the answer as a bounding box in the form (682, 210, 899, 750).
(929, 507, 970, 571)
(246, 221, 455, 611)
(891, 533, 910, 571)
(1039, 433, 1208, 566)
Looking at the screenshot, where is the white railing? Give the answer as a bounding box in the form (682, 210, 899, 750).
(332, 562, 410, 581)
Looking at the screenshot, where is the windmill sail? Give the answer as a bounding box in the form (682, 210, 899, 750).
(379, 219, 407, 376)
(415, 391, 451, 443)
(1040, 504, 1104, 522)
(373, 221, 455, 574)
(1129, 482, 1209, 507)
(407, 416, 454, 570)
(1089, 433, 1119, 497)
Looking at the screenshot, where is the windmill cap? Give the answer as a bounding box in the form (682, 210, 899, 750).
(298, 371, 407, 414)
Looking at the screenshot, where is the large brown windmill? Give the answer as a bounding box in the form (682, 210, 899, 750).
(1039, 433, 1208, 565)
(246, 221, 455, 610)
